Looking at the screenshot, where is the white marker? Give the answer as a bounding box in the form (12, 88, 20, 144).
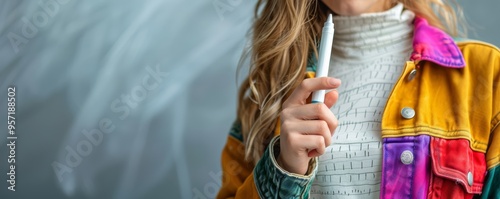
(311, 14, 335, 103)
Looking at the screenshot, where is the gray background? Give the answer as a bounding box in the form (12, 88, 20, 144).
(0, 0, 498, 199)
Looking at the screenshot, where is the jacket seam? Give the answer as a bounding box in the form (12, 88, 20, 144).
(491, 112, 500, 133)
(228, 121, 244, 142)
(487, 154, 500, 162)
(382, 125, 469, 133)
(228, 134, 244, 144)
(382, 130, 473, 140)
(382, 125, 487, 146)
(456, 40, 500, 53)
(487, 155, 500, 170)
(382, 128, 488, 154)
(420, 55, 464, 67)
(409, 139, 416, 198)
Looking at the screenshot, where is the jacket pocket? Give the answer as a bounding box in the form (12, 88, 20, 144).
(428, 137, 487, 199)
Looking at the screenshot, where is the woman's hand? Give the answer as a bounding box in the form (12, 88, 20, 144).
(277, 77, 341, 175)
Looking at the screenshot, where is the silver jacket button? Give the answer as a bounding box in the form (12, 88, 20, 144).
(407, 69, 417, 81)
(401, 107, 415, 119)
(400, 150, 414, 165)
(468, 172, 474, 186)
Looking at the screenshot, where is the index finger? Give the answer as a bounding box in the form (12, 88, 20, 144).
(285, 77, 341, 107)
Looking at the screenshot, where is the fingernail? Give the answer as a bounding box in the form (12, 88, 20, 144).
(329, 78, 340, 86)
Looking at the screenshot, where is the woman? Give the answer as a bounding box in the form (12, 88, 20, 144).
(217, 0, 500, 198)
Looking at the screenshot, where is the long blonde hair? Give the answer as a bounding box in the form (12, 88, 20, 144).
(237, 0, 465, 164)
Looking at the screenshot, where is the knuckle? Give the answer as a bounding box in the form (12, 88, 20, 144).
(322, 77, 331, 86)
(317, 136, 324, 146)
(281, 107, 293, 117)
(299, 79, 310, 90)
(325, 137, 331, 146)
(317, 137, 326, 154)
(323, 131, 331, 143)
(318, 120, 328, 131)
(286, 133, 296, 146)
(314, 103, 324, 113)
(318, 120, 329, 132)
(318, 148, 325, 155)
(332, 117, 339, 129)
(281, 120, 291, 132)
(319, 103, 329, 115)
(280, 109, 288, 119)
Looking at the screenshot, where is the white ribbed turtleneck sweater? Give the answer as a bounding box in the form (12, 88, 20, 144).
(310, 3, 415, 199)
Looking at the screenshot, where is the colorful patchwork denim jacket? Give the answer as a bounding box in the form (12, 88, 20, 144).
(217, 17, 500, 199)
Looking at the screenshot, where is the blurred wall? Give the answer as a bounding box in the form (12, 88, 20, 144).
(0, 0, 498, 199)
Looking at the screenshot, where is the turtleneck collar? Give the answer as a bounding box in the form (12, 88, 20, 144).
(330, 3, 415, 60)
